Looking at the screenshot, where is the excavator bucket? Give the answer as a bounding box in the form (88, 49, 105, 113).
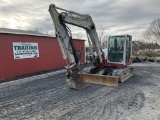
(66, 73, 89, 89)
(81, 73, 118, 86)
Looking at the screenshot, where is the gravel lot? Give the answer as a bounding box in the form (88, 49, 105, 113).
(0, 62, 160, 120)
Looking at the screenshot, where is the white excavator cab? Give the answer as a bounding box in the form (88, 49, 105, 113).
(107, 35, 132, 66)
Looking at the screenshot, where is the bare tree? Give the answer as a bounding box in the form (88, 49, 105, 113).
(29, 27, 54, 36)
(17, 26, 22, 30)
(0, 25, 8, 28)
(72, 32, 84, 39)
(97, 27, 109, 47)
(142, 29, 154, 53)
(101, 35, 109, 48)
(97, 27, 105, 43)
(142, 18, 160, 54)
(148, 18, 160, 42)
(143, 29, 152, 43)
(31, 27, 41, 33)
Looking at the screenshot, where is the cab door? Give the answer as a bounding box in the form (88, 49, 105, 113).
(107, 36, 125, 64)
(125, 36, 132, 64)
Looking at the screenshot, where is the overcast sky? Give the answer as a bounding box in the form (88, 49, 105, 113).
(0, 0, 160, 40)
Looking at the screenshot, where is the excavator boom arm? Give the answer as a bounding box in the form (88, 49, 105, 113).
(49, 4, 103, 64)
(48, 4, 123, 89)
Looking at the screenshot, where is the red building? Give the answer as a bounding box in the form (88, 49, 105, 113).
(0, 28, 85, 80)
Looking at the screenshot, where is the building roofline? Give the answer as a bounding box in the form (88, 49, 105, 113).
(0, 30, 53, 38)
(0, 28, 85, 41)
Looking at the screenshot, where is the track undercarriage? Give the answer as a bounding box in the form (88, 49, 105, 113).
(81, 65, 133, 86)
(65, 63, 133, 89)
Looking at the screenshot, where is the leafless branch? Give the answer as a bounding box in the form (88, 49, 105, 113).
(72, 33, 84, 39)
(148, 18, 160, 41)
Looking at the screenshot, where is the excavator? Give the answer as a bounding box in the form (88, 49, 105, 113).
(48, 4, 133, 89)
